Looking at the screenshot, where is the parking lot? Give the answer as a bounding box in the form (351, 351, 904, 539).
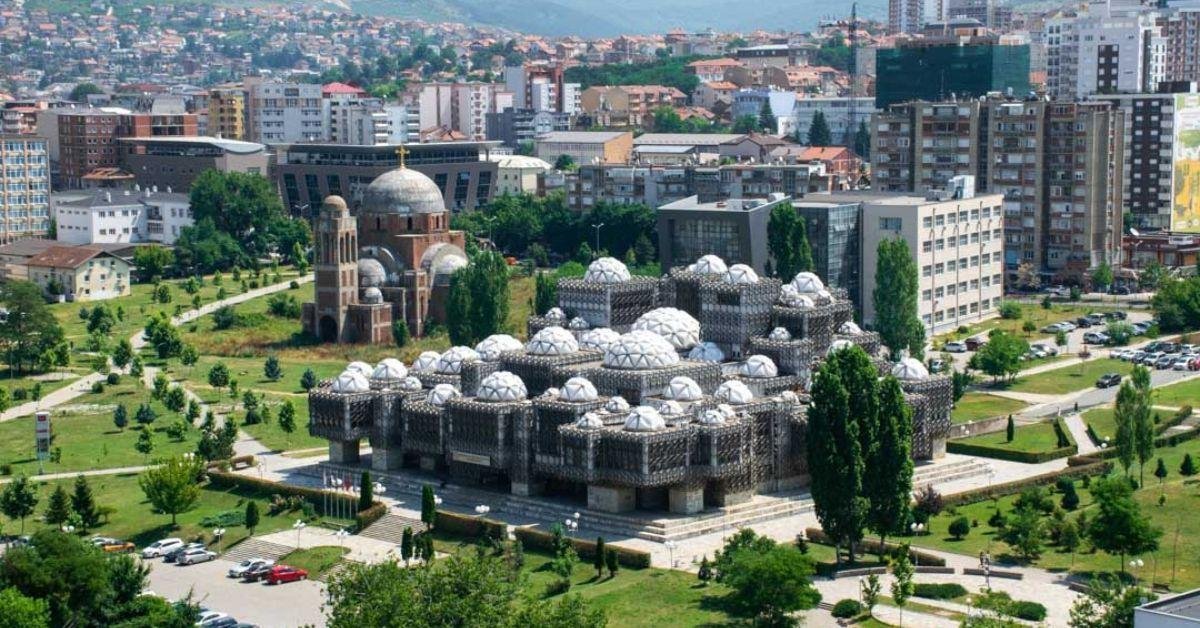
(144, 557, 327, 627)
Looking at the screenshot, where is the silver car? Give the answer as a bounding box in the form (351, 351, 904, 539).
(228, 558, 273, 578)
(177, 547, 217, 565)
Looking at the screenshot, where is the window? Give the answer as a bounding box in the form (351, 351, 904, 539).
(879, 217, 902, 230)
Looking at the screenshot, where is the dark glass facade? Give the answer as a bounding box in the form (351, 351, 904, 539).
(875, 44, 1031, 108)
(795, 202, 862, 312)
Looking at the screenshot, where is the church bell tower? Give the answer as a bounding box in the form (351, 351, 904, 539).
(312, 195, 359, 343)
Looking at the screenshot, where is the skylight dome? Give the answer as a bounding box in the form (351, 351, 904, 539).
(476, 371, 528, 402)
(687, 254, 728, 275)
(688, 341, 725, 363)
(371, 358, 408, 381)
(561, 377, 599, 402)
(526, 326, 580, 356)
(715, 380, 754, 405)
(474, 334, 523, 361)
(603, 330, 680, 370)
(583, 257, 631, 284)
(723, 264, 760, 285)
(632, 307, 700, 351)
(411, 351, 440, 373)
(579, 327, 621, 352)
(427, 384, 460, 406)
(435, 346, 479, 374)
(623, 406, 666, 432)
(330, 371, 370, 394)
(739, 355, 779, 379)
(662, 376, 703, 402)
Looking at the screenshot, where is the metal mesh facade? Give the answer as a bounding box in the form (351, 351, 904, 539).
(699, 278, 781, 356)
(557, 277, 660, 331)
(585, 360, 722, 405)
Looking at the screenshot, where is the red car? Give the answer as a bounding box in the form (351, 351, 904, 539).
(264, 565, 308, 585)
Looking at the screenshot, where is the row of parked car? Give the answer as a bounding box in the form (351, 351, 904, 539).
(226, 556, 309, 584)
(141, 538, 217, 565)
(1042, 311, 1129, 335)
(1111, 341, 1200, 371)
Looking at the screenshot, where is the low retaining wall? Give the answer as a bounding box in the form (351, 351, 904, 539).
(952, 414, 1011, 439)
(962, 567, 1024, 580)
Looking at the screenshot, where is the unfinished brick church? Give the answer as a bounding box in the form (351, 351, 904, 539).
(301, 158, 469, 343)
(307, 255, 953, 514)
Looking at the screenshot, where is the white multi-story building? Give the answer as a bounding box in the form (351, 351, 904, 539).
(504, 63, 581, 114)
(856, 180, 1006, 335)
(418, 83, 514, 140)
(790, 97, 878, 146)
(0, 135, 51, 243)
(1044, 2, 1166, 101)
(53, 187, 192, 245)
(329, 103, 418, 145)
(245, 80, 325, 144)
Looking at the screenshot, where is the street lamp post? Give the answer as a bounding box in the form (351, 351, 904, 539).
(212, 527, 226, 553)
(293, 520, 306, 549)
(1130, 558, 1145, 587)
(335, 528, 350, 549)
(475, 505, 490, 517)
(591, 222, 605, 255)
(664, 540, 677, 568)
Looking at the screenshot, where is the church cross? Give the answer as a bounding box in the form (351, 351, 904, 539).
(395, 144, 410, 169)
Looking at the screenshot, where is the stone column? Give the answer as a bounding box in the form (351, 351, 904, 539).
(510, 480, 545, 497)
(329, 439, 360, 464)
(668, 484, 705, 514)
(587, 484, 636, 513)
(372, 446, 403, 471)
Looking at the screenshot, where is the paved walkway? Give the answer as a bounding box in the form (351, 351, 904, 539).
(1062, 413, 1098, 454)
(256, 524, 402, 565)
(0, 372, 106, 422)
(0, 464, 149, 484)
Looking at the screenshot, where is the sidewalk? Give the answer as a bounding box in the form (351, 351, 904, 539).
(0, 372, 106, 422)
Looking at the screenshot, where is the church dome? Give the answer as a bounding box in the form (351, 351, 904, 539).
(715, 380, 754, 405)
(584, 257, 631, 284)
(526, 326, 579, 356)
(371, 358, 408, 381)
(561, 377, 599, 402)
(892, 357, 931, 381)
(663, 376, 703, 402)
(474, 334, 523, 361)
(359, 258, 387, 288)
(579, 327, 620, 352)
(436, 346, 479, 374)
(360, 166, 445, 215)
(603, 330, 680, 370)
(623, 406, 666, 432)
(476, 371, 527, 402)
(633, 307, 700, 351)
(420, 243, 469, 287)
(740, 355, 779, 379)
(331, 370, 370, 394)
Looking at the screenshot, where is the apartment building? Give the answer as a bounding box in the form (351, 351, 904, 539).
(207, 87, 245, 140)
(534, 131, 633, 166)
(560, 162, 818, 211)
(504, 63, 581, 114)
(1159, 3, 1200, 83)
(0, 135, 51, 243)
(872, 101, 983, 193)
(579, 85, 686, 127)
(854, 185, 1006, 335)
(1043, 5, 1165, 101)
(54, 187, 192, 245)
(417, 83, 513, 141)
(792, 97, 878, 147)
(245, 80, 325, 144)
(116, 136, 269, 193)
(486, 108, 571, 149)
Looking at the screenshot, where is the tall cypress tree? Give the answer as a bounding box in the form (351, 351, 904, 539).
(794, 216, 813, 274)
(1114, 381, 1138, 477)
(445, 269, 473, 346)
(759, 99, 777, 133)
(866, 377, 913, 556)
(767, 203, 797, 279)
(808, 110, 832, 146)
(70, 474, 99, 529)
(1132, 366, 1154, 486)
(873, 238, 924, 360)
(421, 484, 438, 530)
(466, 251, 510, 343)
(44, 485, 71, 526)
(806, 351, 867, 564)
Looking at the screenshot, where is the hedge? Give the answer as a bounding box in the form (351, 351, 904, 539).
(913, 583, 967, 600)
(945, 440, 1077, 464)
(941, 460, 1113, 508)
(1156, 406, 1193, 435)
(831, 599, 864, 619)
(206, 469, 378, 528)
(355, 502, 387, 530)
(1070, 427, 1200, 464)
(512, 526, 652, 569)
(434, 509, 508, 541)
(204, 454, 256, 471)
(803, 527, 945, 567)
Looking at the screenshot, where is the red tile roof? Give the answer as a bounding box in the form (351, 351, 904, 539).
(321, 82, 366, 96)
(26, 245, 109, 269)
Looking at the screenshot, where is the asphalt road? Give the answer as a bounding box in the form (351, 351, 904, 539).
(1024, 366, 1200, 418)
(143, 558, 327, 627)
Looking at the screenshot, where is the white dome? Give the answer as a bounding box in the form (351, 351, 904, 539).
(768, 327, 792, 341)
(838, 321, 863, 335)
(372, 358, 408, 380)
(740, 355, 779, 379)
(436, 346, 479, 374)
(688, 341, 726, 363)
(476, 371, 527, 402)
(605, 396, 630, 413)
(632, 307, 701, 351)
(561, 377, 599, 403)
(543, 387, 560, 399)
(790, 272, 825, 294)
(475, 334, 523, 361)
(400, 376, 423, 391)
(362, 287, 384, 304)
(576, 412, 605, 429)
(526, 326, 580, 356)
(699, 408, 728, 425)
(892, 357, 931, 381)
(663, 376, 704, 402)
(816, 288, 832, 300)
(779, 284, 815, 308)
(658, 400, 685, 416)
(603, 330, 681, 370)
(427, 383, 461, 406)
(544, 307, 566, 323)
(826, 339, 855, 356)
(361, 166, 445, 215)
(331, 371, 370, 394)
(434, 255, 468, 279)
(412, 351, 440, 373)
(687, 254, 728, 275)
(358, 258, 387, 288)
(778, 390, 800, 404)
(580, 328, 621, 352)
(715, 380, 754, 405)
(583, 257, 632, 284)
(716, 403, 737, 418)
(345, 361, 373, 376)
(723, 264, 760, 285)
(624, 406, 666, 432)
(568, 316, 590, 331)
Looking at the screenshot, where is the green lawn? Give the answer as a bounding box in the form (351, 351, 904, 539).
(1083, 407, 1117, 443)
(0, 473, 298, 550)
(241, 394, 325, 452)
(176, 355, 345, 396)
(1153, 378, 1200, 408)
(951, 394, 1028, 425)
(0, 369, 87, 405)
(279, 545, 348, 579)
(914, 434, 1200, 591)
(0, 380, 199, 476)
(1006, 359, 1133, 395)
(951, 420, 1064, 454)
(935, 304, 1117, 345)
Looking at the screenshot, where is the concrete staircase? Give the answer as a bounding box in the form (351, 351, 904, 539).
(220, 538, 295, 564)
(358, 512, 427, 545)
(911, 458, 994, 489)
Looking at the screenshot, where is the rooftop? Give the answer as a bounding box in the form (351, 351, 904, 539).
(536, 131, 630, 143)
(117, 135, 265, 154)
(659, 194, 792, 213)
(26, 245, 112, 269)
(633, 133, 745, 146)
(1139, 589, 1200, 622)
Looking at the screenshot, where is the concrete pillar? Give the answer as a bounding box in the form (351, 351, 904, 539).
(637, 487, 667, 511)
(510, 480, 545, 497)
(419, 455, 439, 472)
(329, 440, 360, 464)
(372, 446, 403, 471)
(587, 484, 636, 513)
(711, 489, 753, 507)
(668, 485, 705, 515)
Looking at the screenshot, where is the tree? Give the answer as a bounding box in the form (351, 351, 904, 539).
(866, 377, 912, 556)
(975, 332, 1029, 382)
(1016, 262, 1041, 291)
(164, 386, 186, 413)
(605, 548, 618, 578)
(534, 272, 558, 315)
(854, 120, 871, 160)
(758, 99, 777, 133)
(808, 110, 832, 146)
(135, 427, 154, 460)
(263, 356, 282, 381)
(43, 485, 71, 527)
(1086, 477, 1162, 572)
(650, 105, 684, 133)
(1069, 575, 1154, 628)
(189, 170, 305, 261)
(1181, 453, 1198, 476)
(446, 251, 510, 346)
(1140, 261, 1167, 291)
(1006, 415, 1015, 442)
(391, 320, 409, 348)
(793, 215, 813, 274)
(890, 548, 915, 628)
(400, 527, 414, 565)
(872, 239, 924, 360)
(244, 501, 260, 535)
(137, 456, 203, 525)
(69, 82, 104, 102)
(0, 587, 49, 628)
(1132, 367, 1155, 487)
(719, 542, 820, 625)
(174, 219, 247, 274)
(278, 400, 297, 434)
(300, 368, 318, 391)
(1001, 505, 1045, 561)
(358, 471, 373, 512)
(112, 404, 128, 431)
(767, 203, 798, 278)
(324, 552, 605, 628)
(0, 281, 65, 373)
(806, 349, 867, 564)
(862, 573, 881, 612)
(697, 555, 712, 584)
(733, 114, 760, 134)
(592, 536, 606, 577)
(70, 475, 99, 529)
(112, 339, 133, 370)
(134, 403, 157, 426)
(553, 154, 576, 171)
(131, 246, 175, 281)
(1092, 261, 1114, 292)
(949, 516, 971, 540)
(0, 476, 38, 533)
(207, 362, 230, 389)
(421, 484, 437, 530)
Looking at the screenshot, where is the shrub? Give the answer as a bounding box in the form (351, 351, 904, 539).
(1008, 601, 1047, 621)
(913, 583, 968, 600)
(999, 301, 1022, 319)
(831, 599, 863, 618)
(948, 516, 971, 540)
(0, 463, 11, 476)
(915, 485, 944, 518)
(199, 509, 246, 528)
(987, 508, 1006, 528)
(106, 372, 120, 385)
(544, 578, 570, 597)
(11, 388, 26, 401)
(90, 381, 105, 394)
(512, 527, 652, 568)
(267, 293, 302, 318)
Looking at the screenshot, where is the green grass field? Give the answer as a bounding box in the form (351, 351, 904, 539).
(279, 545, 348, 579)
(951, 420, 1065, 454)
(1153, 378, 1200, 408)
(1083, 407, 1117, 443)
(1006, 359, 1133, 395)
(951, 394, 1028, 425)
(0, 379, 198, 476)
(934, 304, 1117, 345)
